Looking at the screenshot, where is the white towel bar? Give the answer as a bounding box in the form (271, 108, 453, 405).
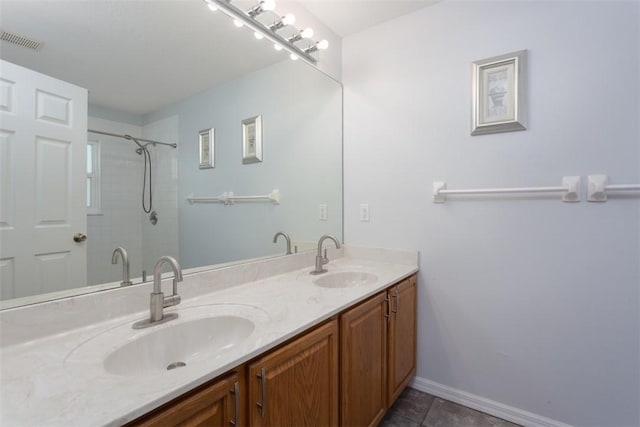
(433, 177, 581, 203)
(186, 189, 280, 205)
(587, 175, 640, 202)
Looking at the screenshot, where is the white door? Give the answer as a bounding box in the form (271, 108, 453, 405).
(0, 59, 88, 300)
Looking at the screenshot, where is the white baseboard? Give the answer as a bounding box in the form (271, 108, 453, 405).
(409, 376, 573, 427)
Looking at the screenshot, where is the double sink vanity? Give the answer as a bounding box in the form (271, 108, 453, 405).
(0, 245, 418, 426)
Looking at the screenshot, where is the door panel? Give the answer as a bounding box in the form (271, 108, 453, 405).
(249, 320, 338, 427)
(35, 136, 71, 225)
(35, 89, 73, 126)
(387, 276, 417, 405)
(340, 292, 388, 427)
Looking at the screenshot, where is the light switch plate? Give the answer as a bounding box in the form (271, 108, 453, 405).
(359, 204, 370, 222)
(319, 204, 328, 221)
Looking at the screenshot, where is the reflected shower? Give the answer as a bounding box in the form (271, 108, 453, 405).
(126, 134, 153, 213)
(87, 129, 178, 214)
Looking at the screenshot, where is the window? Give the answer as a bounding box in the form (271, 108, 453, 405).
(86, 140, 101, 214)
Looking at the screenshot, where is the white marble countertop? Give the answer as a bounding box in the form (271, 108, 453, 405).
(0, 246, 418, 426)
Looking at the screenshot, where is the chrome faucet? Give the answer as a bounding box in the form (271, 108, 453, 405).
(310, 234, 341, 275)
(133, 256, 183, 329)
(111, 247, 132, 286)
(273, 231, 293, 255)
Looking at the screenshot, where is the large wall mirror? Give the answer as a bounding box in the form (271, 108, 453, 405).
(0, 0, 342, 308)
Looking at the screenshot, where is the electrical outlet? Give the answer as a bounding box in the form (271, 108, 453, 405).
(359, 204, 370, 222)
(319, 204, 328, 221)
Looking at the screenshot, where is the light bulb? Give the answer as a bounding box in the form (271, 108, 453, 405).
(233, 19, 243, 28)
(300, 27, 314, 39)
(317, 39, 329, 50)
(207, 3, 218, 12)
(274, 43, 283, 51)
(290, 53, 299, 61)
(254, 32, 264, 40)
(261, 0, 276, 11)
(282, 13, 295, 26)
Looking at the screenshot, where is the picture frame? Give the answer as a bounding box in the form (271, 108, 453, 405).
(242, 115, 263, 164)
(471, 50, 527, 136)
(198, 128, 214, 169)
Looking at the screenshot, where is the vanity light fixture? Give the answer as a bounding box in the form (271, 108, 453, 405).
(304, 39, 329, 54)
(203, 0, 327, 64)
(247, 0, 276, 18)
(287, 27, 314, 44)
(269, 13, 296, 31)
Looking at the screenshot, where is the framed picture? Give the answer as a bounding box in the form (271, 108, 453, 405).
(198, 128, 214, 169)
(242, 115, 263, 164)
(471, 50, 527, 136)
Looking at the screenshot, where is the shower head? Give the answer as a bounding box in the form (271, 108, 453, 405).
(135, 142, 154, 155)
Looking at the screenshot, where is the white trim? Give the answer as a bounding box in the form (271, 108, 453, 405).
(86, 139, 101, 215)
(410, 376, 573, 427)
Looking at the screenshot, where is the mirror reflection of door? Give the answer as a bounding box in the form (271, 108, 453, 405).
(0, 60, 88, 299)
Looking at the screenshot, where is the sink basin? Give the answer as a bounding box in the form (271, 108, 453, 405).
(104, 316, 254, 376)
(313, 271, 378, 288)
(64, 304, 270, 377)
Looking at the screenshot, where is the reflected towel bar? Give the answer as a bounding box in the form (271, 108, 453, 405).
(186, 189, 280, 205)
(587, 175, 640, 202)
(433, 177, 581, 203)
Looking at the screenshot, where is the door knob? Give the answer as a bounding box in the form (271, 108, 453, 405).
(73, 233, 87, 242)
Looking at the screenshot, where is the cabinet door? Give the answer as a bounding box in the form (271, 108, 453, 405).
(130, 372, 241, 427)
(248, 320, 338, 427)
(340, 291, 389, 427)
(387, 275, 417, 405)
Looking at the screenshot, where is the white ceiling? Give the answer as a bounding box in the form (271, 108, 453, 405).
(0, 0, 438, 115)
(297, 0, 439, 37)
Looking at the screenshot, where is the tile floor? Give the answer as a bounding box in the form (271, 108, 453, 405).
(381, 388, 522, 427)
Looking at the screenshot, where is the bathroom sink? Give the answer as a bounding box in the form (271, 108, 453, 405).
(104, 315, 254, 376)
(64, 304, 270, 377)
(313, 271, 378, 288)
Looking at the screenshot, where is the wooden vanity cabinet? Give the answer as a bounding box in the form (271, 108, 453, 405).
(127, 274, 416, 427)
(339, 291, 389, 427)
(128, 370, 243, 427)
(247, 319, 339, 427)
(387, 275, 417, 405)
(340, 274, 417, 427)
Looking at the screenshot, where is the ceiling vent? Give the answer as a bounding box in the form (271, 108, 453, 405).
(0, 30, 44, 51)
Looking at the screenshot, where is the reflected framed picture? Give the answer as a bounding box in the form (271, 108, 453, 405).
(471, 50, 527, 136)
(199, 128, 214, 169)
(242, 115, 262, 164)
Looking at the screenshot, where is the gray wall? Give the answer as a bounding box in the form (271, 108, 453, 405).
(343, 1, 639, 426)
(146, 59, 342, 269)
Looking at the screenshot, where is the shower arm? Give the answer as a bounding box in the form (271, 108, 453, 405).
(126, 135, 145, 151)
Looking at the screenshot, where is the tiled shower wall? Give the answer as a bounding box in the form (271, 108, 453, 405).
(87, 116, 144, 285)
